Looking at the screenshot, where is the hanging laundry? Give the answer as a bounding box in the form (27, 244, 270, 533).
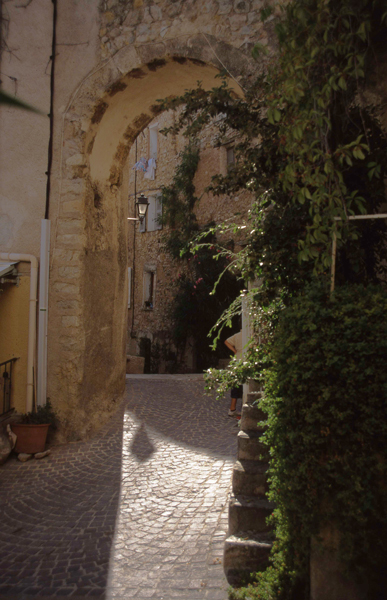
(133, 157, 147, 172)
(144, 158, 157, 180)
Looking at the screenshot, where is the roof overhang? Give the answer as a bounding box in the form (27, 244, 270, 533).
(0, 262, 19, 277)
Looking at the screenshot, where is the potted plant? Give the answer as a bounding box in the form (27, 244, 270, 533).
(11, 400, 57, 454)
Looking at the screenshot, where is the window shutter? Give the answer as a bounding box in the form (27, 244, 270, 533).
(144, 272, 151, 302)
(227, 147, 235, 165)
(149, 124, 158, 160)
(155, 196, 162, 230)
(147, 196, 156, 232)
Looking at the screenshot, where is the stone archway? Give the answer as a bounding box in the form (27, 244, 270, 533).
(48, 40, 255, 440)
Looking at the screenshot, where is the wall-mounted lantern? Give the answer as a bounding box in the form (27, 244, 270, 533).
(127, 192, 149, 224)
(136, 193, 149, 223)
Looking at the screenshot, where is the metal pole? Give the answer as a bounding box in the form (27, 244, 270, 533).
(37, 219, 51, 406)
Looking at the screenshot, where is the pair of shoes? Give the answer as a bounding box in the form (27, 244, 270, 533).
(228, 409, 241, 417)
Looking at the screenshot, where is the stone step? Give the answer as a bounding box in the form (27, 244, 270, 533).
(238, 430, 269, 462)
(247, 379, 262, 393)
(232, 460, 269, 497)
(246, 391, 263, 406)
(223, 531, 273, 585)
(228, 494, 274, 535)
(240, 403, 266, 431)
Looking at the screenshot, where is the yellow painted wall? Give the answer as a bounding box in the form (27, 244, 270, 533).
(0, 269, 30, 413)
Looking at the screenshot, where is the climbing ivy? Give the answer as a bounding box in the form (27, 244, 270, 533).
(261, 285, 387, 598)
(160, 141, 200, 258)
(225, 288, 387, 600)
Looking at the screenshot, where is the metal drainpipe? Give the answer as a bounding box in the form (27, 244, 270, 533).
(130, 138, 138, 338)
(36, 0, 56, 405)
(44, 0, 57, 220)
(37, 220, 50, 406)
(0, 253, 38, 413)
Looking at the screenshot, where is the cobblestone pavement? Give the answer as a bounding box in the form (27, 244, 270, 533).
(0, 375, 239, 600)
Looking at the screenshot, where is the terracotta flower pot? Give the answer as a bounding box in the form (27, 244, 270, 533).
(11, 423, 50, 454)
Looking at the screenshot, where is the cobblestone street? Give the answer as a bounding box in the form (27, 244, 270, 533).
(0, 375, 238, 600)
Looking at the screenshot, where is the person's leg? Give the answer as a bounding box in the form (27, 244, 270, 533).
(230, 397, 237, 411)
(229, 388, 241, 416)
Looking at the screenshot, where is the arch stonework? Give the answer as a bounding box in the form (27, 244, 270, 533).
(48, 35, 262, 440)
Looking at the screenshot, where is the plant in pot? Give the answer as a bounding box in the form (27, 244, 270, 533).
(11, 401, 57, 455)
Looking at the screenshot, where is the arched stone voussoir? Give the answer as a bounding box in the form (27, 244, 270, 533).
(66, 36, 254, 176)
(83, 58, 245, 189)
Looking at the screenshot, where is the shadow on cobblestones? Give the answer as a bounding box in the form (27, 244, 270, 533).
(124, 375, 238, 460)
(0, 375, 237, 600)
(129, 423, 156, 462)
(0, 399, 124, 600)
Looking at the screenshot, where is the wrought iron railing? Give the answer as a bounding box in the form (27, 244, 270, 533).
(1, 358, 18, 415)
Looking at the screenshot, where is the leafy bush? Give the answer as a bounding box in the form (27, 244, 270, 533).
(171, 241, 242, 370)
(24, 400, 57, 428)
(259, 284, 387, 597)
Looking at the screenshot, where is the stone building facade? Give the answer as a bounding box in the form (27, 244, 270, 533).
(125, 110, 252, 373)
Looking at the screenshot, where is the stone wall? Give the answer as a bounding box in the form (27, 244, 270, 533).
(98, 0, 279, 60)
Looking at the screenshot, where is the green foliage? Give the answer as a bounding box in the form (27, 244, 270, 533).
(24, 400, 57, 428)
(228, 562, 286, 600)
(160, 141, 200, 258)
(205, 294, 281, 396)
(259, 284, 387, 598)
(210, 284, 387, 599)
(228, 548, 301, 600)
(171, 238, 242, 369)
(194, 0, 387, 597)
(159, 0, 387, 280)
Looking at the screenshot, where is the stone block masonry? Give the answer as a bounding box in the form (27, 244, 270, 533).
(99, 0, 282, 60)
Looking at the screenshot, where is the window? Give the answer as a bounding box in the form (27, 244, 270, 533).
(147, 194, 162, 232)
(227, 146, 235, 166)
(149, 123, 158, 160)
(143, 268, 156, 309)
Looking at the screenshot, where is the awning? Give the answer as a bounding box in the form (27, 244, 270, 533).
(0, 262, 19, 277)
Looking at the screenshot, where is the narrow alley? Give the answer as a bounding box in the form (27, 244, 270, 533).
(0, 375, 238, 600)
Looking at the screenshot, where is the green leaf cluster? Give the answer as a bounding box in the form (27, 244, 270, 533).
(160, 141, 200, 258)
(24, 400, 58, 428)
(259, 284, 387, 598)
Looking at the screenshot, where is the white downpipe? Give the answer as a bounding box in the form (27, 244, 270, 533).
(0, 252, 38, 413)
(37, 220, 50, 406)
(242, 293, 249, 404)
